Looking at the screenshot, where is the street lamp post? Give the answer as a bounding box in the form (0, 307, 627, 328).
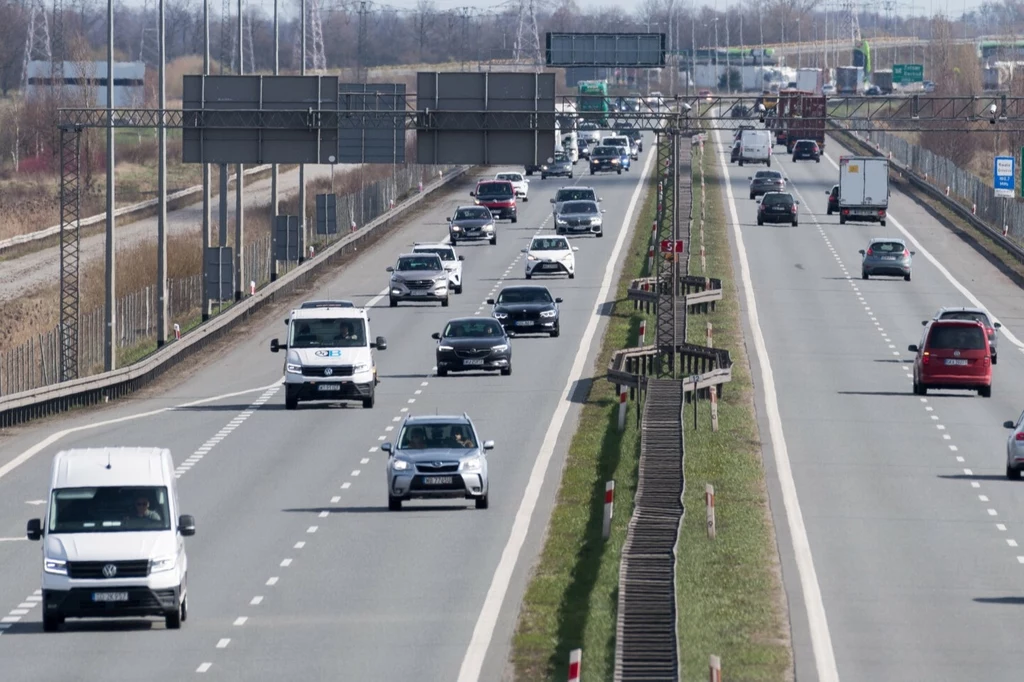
(797, 18, 801, 69)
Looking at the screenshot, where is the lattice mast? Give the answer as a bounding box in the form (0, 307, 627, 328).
(231, 7, 256, 72)
(21, 0, 53, 88)
(655, 133, 679, 377)
(513, 0, 541, 65)
(839, 0, 862, 45)
(294, 0, 328, 73)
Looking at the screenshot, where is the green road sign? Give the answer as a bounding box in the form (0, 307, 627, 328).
(893, 64, 924, 84)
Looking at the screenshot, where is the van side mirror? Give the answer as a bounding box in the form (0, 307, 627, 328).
(486, 298, 495, 304)
(270, 338, 283, 352)
(921, 320, 928, 326)
(1004, 421, 1016, 429)
(445, 216, 451, 222)
(375, 336, 387, 351)
(910, 251, 916, 256)
(825, 189, 830, 194)
(284, 319, 290, 325)
(549, 197, 555, 203)
(178, 515, 196, 537)
(381, 442, 393, 453)
(482, 440, 495, 450)
(520, 248, 529, 253)
(469, 191, 476, 197)
(431, 332, 441, 340)
(458, 255, 465, 261)
(26, 518, 42, 541)
(908, 344, 919, 353)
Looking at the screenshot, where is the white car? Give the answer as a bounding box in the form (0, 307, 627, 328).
(495, 172, 529, 201)
(1005, 410, 1024, 479)
(522, 235, 578, 279)
(413, 242, 465, 294)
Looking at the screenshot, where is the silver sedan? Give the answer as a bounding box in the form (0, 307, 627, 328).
(1004, 411, 1024, 479)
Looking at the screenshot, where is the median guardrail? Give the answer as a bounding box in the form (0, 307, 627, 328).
(0, 165, 471, 428)
(628, 274, 722, 315)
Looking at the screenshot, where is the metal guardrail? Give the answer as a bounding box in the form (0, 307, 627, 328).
(829, 122, 1024, 266)
(606, 343, 732, 397)
(0, 165, 471, 428)
(628, 275, 723, 315)
(0, 164, 275, 253)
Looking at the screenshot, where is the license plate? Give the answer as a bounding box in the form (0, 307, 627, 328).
(515, 320, 535, 326)
(318, 384, 342, 391)
(463, 359, 485, 366)
(423, 476, 453, 485)
(92, 592, 129, 602)
(944, 358, 969, 366)
(854, 209, 873, 215)
(412, 290, 429, 296)
(882, 256, 897, 260)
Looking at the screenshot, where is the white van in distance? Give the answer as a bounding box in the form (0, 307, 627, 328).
(739, 129, 773, 167)
(26, 447, 195, 632)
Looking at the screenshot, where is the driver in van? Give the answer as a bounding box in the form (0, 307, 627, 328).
(128, 496, 161, 522)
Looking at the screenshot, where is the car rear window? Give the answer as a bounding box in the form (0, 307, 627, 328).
(762, 193, 793, 205)
(870, 242, 905, 254)
(939, 311, 989, 325)
(755, 171, 782, 179)
(927, 325, 986, 350)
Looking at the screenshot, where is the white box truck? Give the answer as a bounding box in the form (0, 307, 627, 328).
(838, 156, 889, 225)
(738, 129, 773, 167)
(796, 68, 824, 94)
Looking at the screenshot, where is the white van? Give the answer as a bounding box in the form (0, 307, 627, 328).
(561, 131, 579, 164)
(271, 302, 387, 409)
(601, 135, 637, 160)
(26, 447, 195, 632)
(739, 129, 773, 167)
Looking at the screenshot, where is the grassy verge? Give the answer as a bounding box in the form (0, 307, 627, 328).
(674, 139, 793, 680)
(511, 159, 657, 680)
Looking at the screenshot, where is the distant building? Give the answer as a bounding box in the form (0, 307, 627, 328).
(25, 61, 146, 107)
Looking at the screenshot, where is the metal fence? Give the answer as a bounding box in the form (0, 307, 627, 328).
(0, 162, 458, 397)
(844, 126, 1024, 246)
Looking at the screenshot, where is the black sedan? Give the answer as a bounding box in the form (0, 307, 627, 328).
(433, 317, 511, 376)
(487, 285, 562, 337)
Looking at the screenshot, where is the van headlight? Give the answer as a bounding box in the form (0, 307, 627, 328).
(150, 555, 176, 573)
(44, 558, 67, 575)
(460, 456, 483, 472)
(391, 459, 412, 471)
(353, 362, 370, 372)
(286, 363, 302, 374)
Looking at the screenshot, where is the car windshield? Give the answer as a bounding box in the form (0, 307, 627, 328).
(497, 288, 553, 304)
(496, 174, 521, 182)
(455, 208, 490, 220)
(290, 317, 368, 348)
(756, 171, 782, 180)
(593, 147, 615, 157)
(762, 193, 793, 205)
(531, 238, 569, 251)
(416, 247, 455, 261)
(397, 255, 442, 271)
(553, 153, 569, 162)
(557, 189, 596, 202)
(939, 311, 989, 325)
(444, 320, 505, 338)
(398, 422, 477, 449)
(562, 201, 598, 214)
(928, 325, 986, 350)
(49, 486, 171, 533)
(870, 242, 905, 254)
(476, 182, 512, 197)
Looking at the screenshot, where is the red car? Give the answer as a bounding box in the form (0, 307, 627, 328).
(470, 180, 518, 223)
(909, 319, 992, 397)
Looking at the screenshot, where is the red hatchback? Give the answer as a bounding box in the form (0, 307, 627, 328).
(909, 320, 992, 397)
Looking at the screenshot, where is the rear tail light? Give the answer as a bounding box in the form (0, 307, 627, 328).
(922, 352, 930, 365)
(879, 210, 886, 217)
(1016, 432, 1024, 441)
(903, 249, 910, 257)
(866, 247, 873, 256)
(791, 205, 798, 213)
(843, 209, 850, 215)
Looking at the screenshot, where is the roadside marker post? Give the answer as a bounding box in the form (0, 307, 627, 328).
(602, 480, 615, 539)
(709, 654, 722, 681)
(568, 649, 582, 682)
(706, 484, 717, 539)
(617, 389, 627, 432)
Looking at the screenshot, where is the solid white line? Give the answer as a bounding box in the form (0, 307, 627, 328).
(456, 141, 657, 682)
(0, 381, 282, 482)
(0, 538, 27, 543)
(713, 128, 839, 681)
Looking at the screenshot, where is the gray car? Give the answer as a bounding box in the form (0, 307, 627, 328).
(555, 200, 605, 237)
(859, 238, 914, 281)
(926, 306, 1001, 363)
(448, 205, 496, 245)
(748, 169, 786, 199)
(382, 414, 495, 510)
(541, 152, 573, 179)
(551, 186, 601, 217)
(387, 252, 450, 307)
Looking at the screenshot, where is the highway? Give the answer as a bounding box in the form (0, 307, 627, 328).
(0, 146, 655, 680)
(714, 125, 1024, 681)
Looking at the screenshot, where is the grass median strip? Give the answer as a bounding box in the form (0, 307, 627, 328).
(675, 140, 792, 680)
(510, 164, 657, 680)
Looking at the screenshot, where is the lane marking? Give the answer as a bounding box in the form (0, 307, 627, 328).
(233, 616, 247, 626)
(456, 145, 657, 682)
(196, 663, 212, 673)
(713, 128, 839, 681)
(250, 596, 263, 605)
(217, 638, 231, 648)
(266, 577, 279, 586)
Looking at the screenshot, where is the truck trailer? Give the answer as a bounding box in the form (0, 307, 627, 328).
(837, 155, 889, 225)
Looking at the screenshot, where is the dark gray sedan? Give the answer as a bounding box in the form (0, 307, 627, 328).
(859, 238, 914, 281)
(748, 170, 786, 199)
(554, 200, 604, 237)
(448, 205, 496, 245)
(432, 317, 511, 376)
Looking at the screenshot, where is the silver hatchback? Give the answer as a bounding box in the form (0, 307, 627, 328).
(1003, 410, 1024, 479)
(382, 415, 495, 510)
(859, 238, 914, 281)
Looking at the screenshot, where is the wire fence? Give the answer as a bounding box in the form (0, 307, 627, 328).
(841, 126, 1024, 246)
(0, 162, 458, 397)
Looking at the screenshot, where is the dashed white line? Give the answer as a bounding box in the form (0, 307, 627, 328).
(1008, 540, 1019, 548)
(351, 470, 361, 477)
(250, 596, 264, 605)
(360, 458, 369, 464)
(979, 495, 990, 502)
(341, 482, 351, 490)
(266, 577, 279, 586)
(233, 616, 248, 626)
(998, 524, 1008, 531)
(988, 509, 999, 516)
(217, 638, 231, 648)
(280, 558, 292, 567)
(331, 496, 341, 503)
(318, 511, 329, 518)
(294, 541, 306, 549)
(964, 469, 973, 475)
(197, 663, 213, 673)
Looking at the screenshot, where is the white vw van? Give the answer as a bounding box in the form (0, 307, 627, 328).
(271, 301, 387, 409)
(26, 447, 195, 632)
(738, 129, 773, 167)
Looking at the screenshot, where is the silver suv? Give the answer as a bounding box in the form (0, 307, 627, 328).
(387, 252, 450, 307)
(382, 415, 495, 510)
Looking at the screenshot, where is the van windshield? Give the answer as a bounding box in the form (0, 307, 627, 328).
(928, 325, 986, 350)
(49, 486, 171, 533)
(290, 318, 368, 348)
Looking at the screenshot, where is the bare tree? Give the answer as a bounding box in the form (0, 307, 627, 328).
(0, 0, 27, 95)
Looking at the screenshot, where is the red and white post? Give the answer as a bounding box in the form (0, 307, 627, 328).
(568, 649, 582, 682)
(706, 484, 717, 539)
(249, 280, 256, 296)
(350, 220, 357, 233)
(308, 245, 316, 259)
(172, 323, 181, 341)
(710, 386, 719, 432)
(709, 654, 722, 682)
(617, 388, 628, 432)
(647, 245, 655, 273)
(706, 322, 713, 347)
(639, 318, 646, 344)
(602, 480, 615, 539)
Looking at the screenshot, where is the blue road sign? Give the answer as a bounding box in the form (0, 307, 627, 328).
(995, 155, 1015, 198)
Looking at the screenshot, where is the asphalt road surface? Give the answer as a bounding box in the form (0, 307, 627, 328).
(716, 124, 1024, 682)
(0, 147, 655, 681)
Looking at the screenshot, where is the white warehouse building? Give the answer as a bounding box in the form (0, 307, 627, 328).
(25, 61, 146, 107)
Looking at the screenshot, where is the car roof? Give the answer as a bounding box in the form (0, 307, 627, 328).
(444, 316, 500, 325)
(532, 235, 568, 243)
(455, 205, 489, 211)
(477, 179, 512, 186)
(935, 306, 988, 316)
(292, 306, 366, 320)
(404, 414, 472, 426)
(929, 318, 986, 328)
(762, 191, 794, 199)
(299, 300, 355, 308)
(413, 242, 454, 250)
(499, 284, 552, 293)
(868, 237, 906, 244)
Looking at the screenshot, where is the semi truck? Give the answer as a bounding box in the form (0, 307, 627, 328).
(836, 66, 864, 94)
(837, 155, 889, 225)
(771, 89, 825, 151)
(577, 80, 610, 126)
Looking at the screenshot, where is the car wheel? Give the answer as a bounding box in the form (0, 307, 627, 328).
(165, 601, 183, 630)
(490, 235, 497, 245)
(862, 271, 868, 280)
(617, 169, 622, 174)
(569, 171, 574, 178)
(362, 390, 375, 409)
(880, 219, 886, 226)
(757, 218, 763, 225)
(541, 174, 547, 180)
(450, 237, 457, 245)
(816, 157, 821, 163)
(437, 367, 448, 377)
(568, 272, 575, 279)
(979, 385, 992, 398)
(792, 155, 797, 162)
(749, 192, 755, 200)
(525, 272, 532, 279)
(42, 615, 62, 632)
(389, 297, 398, 307)
(555, 228, 563, 235)
(475, 493, 489, 510)
(590, 169, 595, 175)
(511, 216, 518, 224)
(992, 353, 998, 365)
(596, 231, 603, 238)
(1007, 464, 1021, 480)
(523, 196, 528, 202)
(500, 365, 511, 376)
(839, 215, 847, 224)
(739, 159, 744, 166)
(904, 273, 911, 282)
(441, 296, 450, 307)
(180, 592, 188, 622)
(388, 496, 403, 511)
(827, 208, 832, 215)
(455, 284, 463, 294)
(792, 220, 798, 226)
(912, 379, 920, 395)
(285, 388, 299, 410)
(550, 325, 560, 338)
(767, 158, 772, 167)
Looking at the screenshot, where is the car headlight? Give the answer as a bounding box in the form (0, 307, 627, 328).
(435, 281, 448, 290)
(493, 312, 508, 319)
(150, 555, 176, 573)
(44, 558, 67, 575)
(527, 255, 538, 261)
(611, 158, 619, 164)
(491, 344, 508, 353)
(451, 225, 462, 231)
(591, 218, 601, 225)
(484, 224, 494, 231)
(562, 253, 574, 261)
(460, 456, 483, 472)
(286, 363, 302, 374)
(437, 345, 454, 351)
(541, 165, 548, 170)
(556, 218, 567, 225)
(391, 459, 412, 471)
(540, 310, 557, 318)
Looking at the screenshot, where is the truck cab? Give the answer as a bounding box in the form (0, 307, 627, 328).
(271, 303, 387, 409)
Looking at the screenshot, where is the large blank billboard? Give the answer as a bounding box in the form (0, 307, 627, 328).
(546, 33, 666, 67)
